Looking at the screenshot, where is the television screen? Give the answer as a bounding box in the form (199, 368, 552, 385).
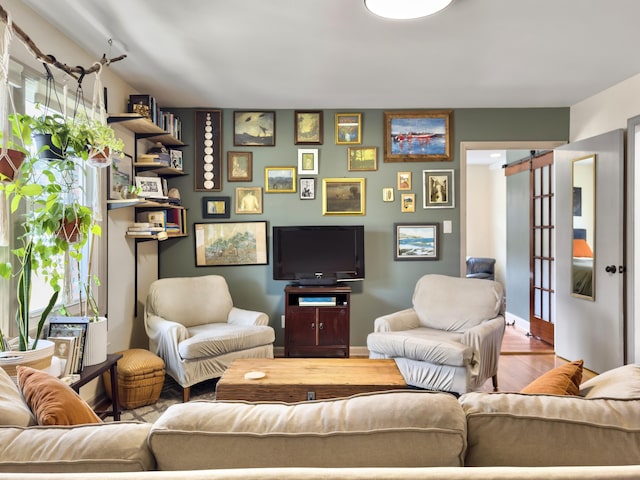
(272, 225, 365, 285)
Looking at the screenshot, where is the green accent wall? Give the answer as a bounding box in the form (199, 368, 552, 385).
(158, 108, 569, 348)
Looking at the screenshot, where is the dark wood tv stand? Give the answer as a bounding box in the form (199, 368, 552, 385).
(284, 285, 350, 358)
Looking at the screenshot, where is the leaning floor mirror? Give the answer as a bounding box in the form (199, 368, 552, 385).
(571, 154, 596, 300)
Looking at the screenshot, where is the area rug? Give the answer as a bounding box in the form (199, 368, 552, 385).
(118, 376, 218, 423)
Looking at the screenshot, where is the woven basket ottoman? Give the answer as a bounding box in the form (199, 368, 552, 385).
(103, 349, 165, 410)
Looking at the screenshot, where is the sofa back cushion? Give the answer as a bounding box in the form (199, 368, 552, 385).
(0, 367, 34, 427)
(147, 275, 233, 327)
(412, 275, 504, 332)
(460, 392, 640, 467)
(149, 390, 467, 470)
(579, 363, 640, 399)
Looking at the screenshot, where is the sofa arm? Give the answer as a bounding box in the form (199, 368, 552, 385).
(374, 308, 420, 332)
(228, 307, 269, 326)
(0, 422, 155, 473)
(461, 316, 505, 382)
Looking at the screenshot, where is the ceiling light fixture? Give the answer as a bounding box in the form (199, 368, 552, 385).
(364, 0, 454, 20)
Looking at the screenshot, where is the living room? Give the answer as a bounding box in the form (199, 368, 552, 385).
(1, 0, 640, 478)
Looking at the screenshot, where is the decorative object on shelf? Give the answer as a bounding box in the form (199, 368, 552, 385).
(265, 166, 296, 193)
(384, 110, 452, 162)
(300, 178, 315, 200)
(194, 221, 268, 266)
(348, 146, 378, 171)
(422, 169, 454, 208)
(294, 110, 323, 145)
(235, 187, 263, 214)
(135, 176, 165, 198)
(169, 149, 183, 170)
(108, 153, 133, 200)
(393, 223, 440, 261)
(401, 193, 415, 213)
(233, 111, 275, 146)
(202, 196, 230, 219)
(227, 151, 252, 182)
(297, 148, 318, 175)
(397, 171, 411, 190)
(194, 110, 222, 191)
(335, 113, 362, 145)
(322, 178, 366, 215)
(167, 187, 181, 201)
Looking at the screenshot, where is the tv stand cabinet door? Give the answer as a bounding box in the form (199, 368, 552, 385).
(317, 307, 349, 352)
(285, 307, 318, 356)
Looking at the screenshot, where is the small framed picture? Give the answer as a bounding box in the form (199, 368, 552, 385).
(394, 223, 440, 261)
(109, 153, 133, 200)
(170, 149, 183, 171)
(194, 221, 268, 267)
(335, 113, 362, 145)
(398, 171, 412, 190)
(300, 177, 315, 200)
(235, 187, 263, 214)
(265, 167, 296, 193)
(348, 146, 378, 171)
(401, 193, 416, 213)
(297, 149, 318, 175)
(294, 110, 323, 145)
(135, 176, 165, 198)
(227, 151, 253, 182)
(383, 187, 394, 202)
(202, 196, 231, 219)
(233, 111, 276, 146)
(322, 178, 366, 215)
(423, 169, 455, 208)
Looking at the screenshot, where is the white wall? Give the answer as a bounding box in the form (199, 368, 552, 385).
(466, 163, 506, 287)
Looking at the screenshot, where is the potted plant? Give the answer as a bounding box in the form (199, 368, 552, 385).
(68, 114, 124, 168)
(0, 111, 105, 370)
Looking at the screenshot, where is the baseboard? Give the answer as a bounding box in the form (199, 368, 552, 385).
(274, 346, 369, 358)
(505, 311, 529, 332)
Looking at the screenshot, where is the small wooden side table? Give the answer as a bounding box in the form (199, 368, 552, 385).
(70, 353, 122, 421)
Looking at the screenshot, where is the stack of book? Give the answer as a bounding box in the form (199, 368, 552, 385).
(165, 222, 181, 235)
(298, 296, 337, 306)
(126, 222, 165, 237)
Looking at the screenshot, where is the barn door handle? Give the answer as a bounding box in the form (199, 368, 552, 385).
(605, 265, 617, 273)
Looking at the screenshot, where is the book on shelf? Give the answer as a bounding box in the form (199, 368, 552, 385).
(128, 226, 165, 232)
(298, 296, 337, 306)
(126, 231, 156, 236)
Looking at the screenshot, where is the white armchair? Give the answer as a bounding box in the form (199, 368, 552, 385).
(367, 274, 505, 394)
(145, 275, 275, 401)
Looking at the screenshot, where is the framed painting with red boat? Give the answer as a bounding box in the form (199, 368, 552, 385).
(383, 110, 452, 162)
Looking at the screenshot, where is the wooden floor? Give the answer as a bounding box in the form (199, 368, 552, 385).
(477, 324, 596, 392)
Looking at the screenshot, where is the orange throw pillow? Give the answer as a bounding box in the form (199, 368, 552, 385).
(520, 360, 584, 396)
(17, 366, 102, 426)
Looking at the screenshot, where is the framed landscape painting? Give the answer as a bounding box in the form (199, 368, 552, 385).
(322, 178, 365, 215)
(384, 110, 452, 162)
(294, 110, 323, 145)
(194, 221, 268, 266)
(265, 167, 296, 193)
(233, 111, 276, 146)
(347, 146, 377, 171)
(394, 223, 440, 260)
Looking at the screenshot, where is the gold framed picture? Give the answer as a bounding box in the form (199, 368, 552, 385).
(335, 113, 362, 145)
(397, 171, 412, 190)
(384, 110, 452, 162)
(265, 166, 296, 193)
(401, 193, 416, 213)
(235, 187, 263, 214)
(347, 146, 377, 171)
(322, 178, 365, 215)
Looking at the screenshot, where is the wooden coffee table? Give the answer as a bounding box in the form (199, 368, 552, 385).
(215, 358, 407, 402)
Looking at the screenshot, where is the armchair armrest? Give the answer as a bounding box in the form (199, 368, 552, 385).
(374, 308, 420, 332)
(228, 307, 269, 326)
(461, 315, 505, 381)
(144, 313, 190, 358)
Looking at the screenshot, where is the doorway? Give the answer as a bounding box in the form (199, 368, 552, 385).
(461, 141, 565, 334)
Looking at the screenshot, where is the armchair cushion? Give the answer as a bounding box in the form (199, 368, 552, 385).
(179, 324, 276, 360)
(367, 328, 472, 367)
(412, 275, 504, 332)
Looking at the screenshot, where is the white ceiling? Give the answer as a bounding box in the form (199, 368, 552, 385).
(19, 0, 640, 110)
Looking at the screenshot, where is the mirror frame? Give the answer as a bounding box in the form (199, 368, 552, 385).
(571, 154, 596, 300)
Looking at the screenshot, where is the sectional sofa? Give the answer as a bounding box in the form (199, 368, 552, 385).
(0, 363, 639, 479)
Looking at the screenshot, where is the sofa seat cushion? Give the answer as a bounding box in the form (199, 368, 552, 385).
(149, 390, 467, 470)
(17, 366, 101, 426)
(580, 363, 640, 399)
(460, 392, 640, 467)
(179, 324, 275, 360)
(0, 422, 155, 473)
(367, 328, 472, 366)
(0, 366, 34, 427)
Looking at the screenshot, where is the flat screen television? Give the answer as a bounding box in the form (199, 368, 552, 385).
(272, 225, 365, 285)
